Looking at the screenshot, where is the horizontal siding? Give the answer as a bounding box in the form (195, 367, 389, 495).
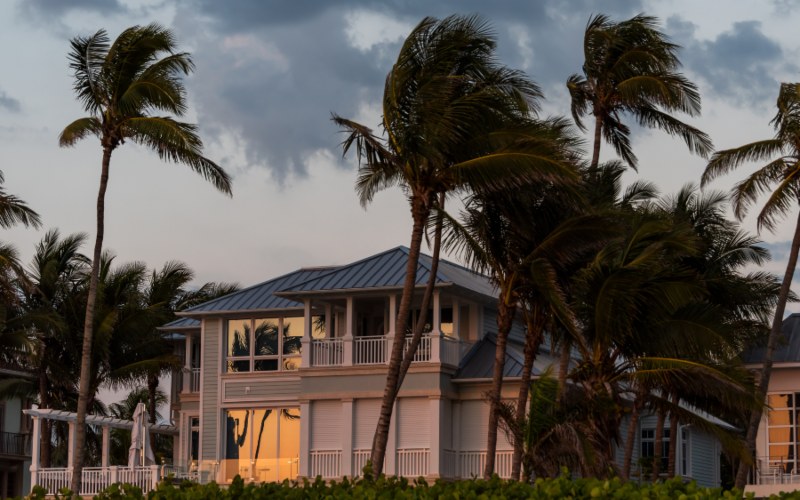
(459, 400, 512, 451)
(223, 378, 301, 401)
(398, 398, 429, 449)
(691, 429, 718, 487)
(201, 319, 221, 460)
(312, 400, 342, 450)
(354, 399, 380, 450)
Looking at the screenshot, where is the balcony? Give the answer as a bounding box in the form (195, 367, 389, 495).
(308, 334, 471, 368)
(0, 431, 30, 458)
(745, 456, 800, 496)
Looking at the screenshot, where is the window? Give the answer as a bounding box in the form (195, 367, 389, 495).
(226, 317, 316, 373)
(767, 393, 799, 473)
(223, 407, 300, 482)
(641, 428, 670, 472)
(680, 428, 691, 477)
(189, 417, 200, 464)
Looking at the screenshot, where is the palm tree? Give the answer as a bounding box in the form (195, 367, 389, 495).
(567, 14, 712, 170)
(702, 81, 800, 489)
(0, 170, 41, 229)
(332, 14, 577, 474)
(59, 23, 232, 490)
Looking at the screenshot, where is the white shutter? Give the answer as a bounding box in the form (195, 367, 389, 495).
(397, 398, 429, 449)
(354, 399, 380, 450)
(311, 400, 342, 450)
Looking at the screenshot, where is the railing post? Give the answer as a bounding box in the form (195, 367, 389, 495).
(150, 464, 159, 490)
(110, 466, 118, 486)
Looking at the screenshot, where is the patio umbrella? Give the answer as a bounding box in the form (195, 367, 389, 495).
(128, 402, 156, 467)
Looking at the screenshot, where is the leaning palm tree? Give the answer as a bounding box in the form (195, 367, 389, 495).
(702, 81, 800, 489)
(59, 23, 232, 491)
(567, 13, 712, 170)
(332, 14, 578, 474)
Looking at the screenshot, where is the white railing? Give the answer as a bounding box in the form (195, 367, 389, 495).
(311, 338, 344, 366)
(33, 466, 161, 495)
(190, 368, 201, 392)
(404, 336, 431, 362)
(457, 450, 513, 479)
(353, 449, 371, 476)
(396, 448, 430, 477)
(310, 450, 341, 478)
(441, 337, 461, 366)
(355, 336, 386, 365)
(752, 456, 800, 485)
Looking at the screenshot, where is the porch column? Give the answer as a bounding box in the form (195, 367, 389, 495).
(102, 425, 111, 468)
(452, 401, 461, 478)
(299, 400, 311, 477)
(341, 399, 354, 477)
(429, 397, 443, 478)
(451, 299, 460, 340)
(67, 421, 76, 468)
(30, 415, 40, 489)
(301, 299, 312, 368)
(325, 304, 333, 337)
(343, 297, 354, 366)
(386, 294, 396, 364)
(183, 335, 192, 393)
(430, 290, 442, 363)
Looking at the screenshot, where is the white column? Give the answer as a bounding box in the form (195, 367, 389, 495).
(301, 299, 312, 368)
(429, 397, 443, 478)
(183, 335, 192, 393)
(341, 399, 354, 477)
(30, 415, 40, 489)
(451, 299, 460, 341)
(386, 294, 396, 364)
(343, 297, 354, 366)
(385, 401, 397, 475)
(430, 290, 442, 363)
(325, 304, 333, 337)
(299, 401, 311, 477)
(67, 421, 76, 468)
(102, 425, 110, 468)
(452, 401, 461, 478)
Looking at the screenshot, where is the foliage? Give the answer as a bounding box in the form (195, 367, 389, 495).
(67, 475, 759, 500)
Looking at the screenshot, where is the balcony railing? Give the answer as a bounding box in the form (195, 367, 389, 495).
(751, 456, 800, 485)
(190, 368, 201, 392)
(309, 335, 471, 368)
(0, 431, 30, 457)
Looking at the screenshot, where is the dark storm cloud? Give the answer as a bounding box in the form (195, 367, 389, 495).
(668, 18, 788, 105)
(0, 90, 21, 113)
(174, 1, 646, 183)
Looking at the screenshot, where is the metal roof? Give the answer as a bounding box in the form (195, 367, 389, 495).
(23, 408, 178, 434)
(455, 333, 557, 380)
(178, 267, 338, 315)
(160, 317, 200, 330)
(278, 246, 496, 298)
(743, 312, 800, 364)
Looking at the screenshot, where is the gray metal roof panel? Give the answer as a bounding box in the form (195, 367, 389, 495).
(743, 313, 800, 364)
(456, 333, 528, 379)
(181, 267, 338, 314)
(161, 317, 200, 330)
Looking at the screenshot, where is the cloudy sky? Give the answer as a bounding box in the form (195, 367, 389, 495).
(1, 0, 799, 291)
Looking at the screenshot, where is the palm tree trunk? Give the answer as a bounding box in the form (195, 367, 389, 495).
(370, 193, 431, 475)
(147, 373, 158, 425)
(622, 392, 643, 479)
(590, 113, 603, 169)
(667, 393, 679, 477)
(556, 341, 570, 403)
(71, 145, 111, 494)
(734, 210, 800, 489)
(511, 305, 543, 481)
(483, 292, 517, 479)
(396, 195, 444, 390)
(652, 408, 666, 480)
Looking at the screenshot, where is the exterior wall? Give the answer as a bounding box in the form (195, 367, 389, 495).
(200, 318, 221, 462)
(690, 428, 720, 488)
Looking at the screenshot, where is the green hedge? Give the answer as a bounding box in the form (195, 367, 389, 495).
(29, 474, 796, 499)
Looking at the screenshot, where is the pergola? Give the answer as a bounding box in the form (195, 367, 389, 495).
(23, 408, 178, 495)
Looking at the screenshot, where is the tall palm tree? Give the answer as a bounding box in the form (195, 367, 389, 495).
(702, 81, 800, 489)
(567, 14, 712, 170)
(59, 23, 232, 491)
(332, 14, 577, 474)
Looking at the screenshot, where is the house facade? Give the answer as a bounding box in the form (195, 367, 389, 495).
(0, 362, 33, 498)
(164, 246, 725, 487)
(743, 312, 800, 496)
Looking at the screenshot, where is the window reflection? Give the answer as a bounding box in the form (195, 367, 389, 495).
(767, 392, 800, 473)
(255, 320, 279, 356)
(222, 407, 300, 483)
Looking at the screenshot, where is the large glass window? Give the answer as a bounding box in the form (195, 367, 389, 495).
(641, 428, 669, 473)
(767, 393, 799, 473)
(223, 407, 301, 482)
(226, 317, 316, 373)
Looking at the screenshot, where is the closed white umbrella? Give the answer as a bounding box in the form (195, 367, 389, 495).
(128, 402, 156, 467)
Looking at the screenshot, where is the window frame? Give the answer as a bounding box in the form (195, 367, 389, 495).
(224, 317, 307, 373)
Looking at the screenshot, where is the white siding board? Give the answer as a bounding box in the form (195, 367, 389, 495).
(354, 399, 380, 450)
(397, 398, 429, 449)
(459, 400, 512, 451)
(311, 400, 342, 450)
(201, 319, 221, 460)
(690, 429, 718, 487)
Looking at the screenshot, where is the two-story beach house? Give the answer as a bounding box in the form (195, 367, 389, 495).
(164, 246, 727, 486)
(0, 361, 33, 498)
